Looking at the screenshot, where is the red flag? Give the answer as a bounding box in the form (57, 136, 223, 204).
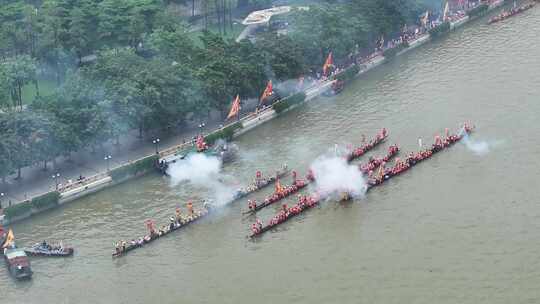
(323, 52, 333, 76)
(260, 80, 273, 103)
(297, 76, 304, 91)
(196, 134, 207, 151)
(274, 178, 283, 194)
(226, 94, 241, 120)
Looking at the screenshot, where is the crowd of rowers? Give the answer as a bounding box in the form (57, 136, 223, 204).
(366, 125, 470, 186)
(251, 195, 319, 234)
(248, 128, 389, 214)
(114, 201, 208, 254)
(489, 1, 535, 23)
(250, 123, 473, 235)
(247, 171, 306, 211)
(359, 144, 399, 174)
(240, 164, 289, 194)
(347, 128, 388, 161)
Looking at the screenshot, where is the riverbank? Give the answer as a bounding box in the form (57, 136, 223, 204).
(0, 0, 508, 226)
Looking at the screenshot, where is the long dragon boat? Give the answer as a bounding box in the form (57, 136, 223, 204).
(249, 124, 473, 238)
(346, 129, 388, 162)
(488, 2, 535, 24)
(366, 125, 473, 190)
(244, 177, 308, 215)
(358, 144, 399, 174)
(111, 165, 289, 257)
(230, 165, 290, 202)
(112, 206, 210, 258)
(244, 130, 389, 215)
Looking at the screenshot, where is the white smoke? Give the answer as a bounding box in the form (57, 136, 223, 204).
(167, 153, 237, 206)
(460, 131, 491, 156)
(310, 155, 367, 199)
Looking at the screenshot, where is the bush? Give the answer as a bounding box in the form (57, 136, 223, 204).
(272, 91, 306, 114)
(3, 201, 32, 219)
(335, 65, 360, 83)
(109, 155, 159, 181)
(272, 99, 290, 113)
(467, 3, 489, 17)
(205, 122, 242, 145)
(285, 91, 306, 106)
(429, 21, 451, 38)
(31, 191, 60, 210)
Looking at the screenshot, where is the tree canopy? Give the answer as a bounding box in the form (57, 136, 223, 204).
(0, 0, 428, 181)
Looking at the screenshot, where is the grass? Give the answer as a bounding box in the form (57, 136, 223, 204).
(21, 76, 57, 105)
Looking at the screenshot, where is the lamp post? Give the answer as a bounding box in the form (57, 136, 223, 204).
(0, 192, 4, 209)
(198, 122, 206, 135)
(153, 138, 160, 154)
(104, 155, 112, 171)
(52, 173, 60, 190)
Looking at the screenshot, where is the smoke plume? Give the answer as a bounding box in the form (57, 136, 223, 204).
(460, 131, 491, 156)
(310, 155, 367, 199)
(167, 153, 236, 206)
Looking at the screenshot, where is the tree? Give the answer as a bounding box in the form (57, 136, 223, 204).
(196, 32, 266, 118)
(255, 33, 306, 81)
(2, 54, 37, 109)
(32, 71, 109, 154)
(0, 110, 57, 178)
(146, 24, 197, 64)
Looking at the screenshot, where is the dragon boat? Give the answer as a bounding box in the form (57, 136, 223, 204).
(249, 124, 473, 238)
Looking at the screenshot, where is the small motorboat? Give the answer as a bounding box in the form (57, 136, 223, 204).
(25, 242, 74, 257)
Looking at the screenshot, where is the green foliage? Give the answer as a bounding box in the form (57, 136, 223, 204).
(3, 201, 32, 219)
(205, 122, 242, 145)
(467, 3, 489, 17)
(0, 0, 422, 182)
(272, 92, 306, 114)
(109, 155, 159, 181)
(272, 99, 290, 114)
(254, 33, 307, 81)
(0, 55, 37, 109)
(429, 21, 451, 38)
(335, 65, 360, 83)
(0, 110, 58, 177)
(31, 191, 60, 210)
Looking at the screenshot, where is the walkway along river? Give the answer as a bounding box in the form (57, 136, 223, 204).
(2, 6, 540, 304)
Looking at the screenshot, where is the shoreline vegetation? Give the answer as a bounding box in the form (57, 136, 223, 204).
(0, 0, 506, 224)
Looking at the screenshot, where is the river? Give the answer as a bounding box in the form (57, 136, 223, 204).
(3, 9, 540, 304)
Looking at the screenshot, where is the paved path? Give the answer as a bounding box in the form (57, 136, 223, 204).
(0, 117, 222, 207)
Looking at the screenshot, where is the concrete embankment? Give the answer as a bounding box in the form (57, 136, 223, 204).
(0, 1, 506, 226)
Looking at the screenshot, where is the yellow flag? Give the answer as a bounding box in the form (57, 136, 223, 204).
(2, 229, 14, 248)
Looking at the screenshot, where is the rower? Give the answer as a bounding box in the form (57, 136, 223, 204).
(292, 170, 297, 185)
(175, 208, 183, 223)
(187, 201, 194, 216)
(381, 128, 387, 138)
(255, 171, 262, 187)
(169, 217, 175, 230)
(256, 218, 263, 230)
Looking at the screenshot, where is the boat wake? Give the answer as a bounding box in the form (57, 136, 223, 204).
(460, 131, 492, 156)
